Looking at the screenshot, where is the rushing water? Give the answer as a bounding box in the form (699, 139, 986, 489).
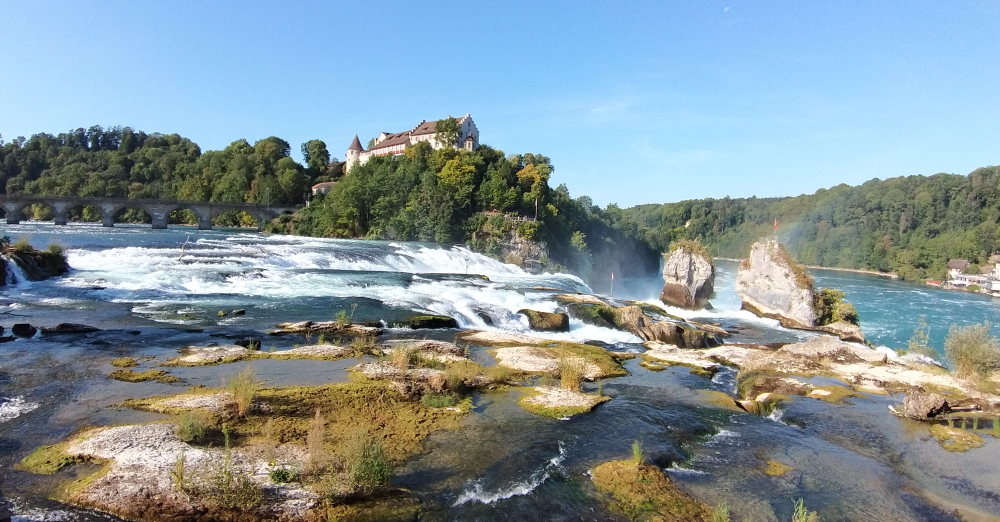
(0, 223, 998, 521)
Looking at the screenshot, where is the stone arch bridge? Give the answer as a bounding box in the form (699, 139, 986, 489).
(0, 196, 300, 231)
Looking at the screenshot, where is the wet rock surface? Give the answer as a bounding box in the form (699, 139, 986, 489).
(901, 390, 952, 420)
(660, 244, 715, 309)
(517, 309, 570, 332)
(736, 240, 817, 328)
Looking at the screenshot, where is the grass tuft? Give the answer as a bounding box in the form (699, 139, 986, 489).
(558, 356, 586, 391)
(631, 440, 644, 467)
(176, 411, 209, 443)
(791, 498, 820, 522)
(227, 365, 257, 417)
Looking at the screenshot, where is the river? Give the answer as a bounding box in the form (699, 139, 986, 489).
(0, 224, 998, 521)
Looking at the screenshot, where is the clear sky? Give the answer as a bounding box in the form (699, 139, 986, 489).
(2, 1, 998, 208)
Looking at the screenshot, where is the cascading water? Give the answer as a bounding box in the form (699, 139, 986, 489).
(2, 256, 30, 286)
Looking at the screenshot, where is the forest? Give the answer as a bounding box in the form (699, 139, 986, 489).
(269, 141, 658, 281)
(0, 126, 336, 225)
(0, 127, 658, 282)
(623, 166, 1000, 281)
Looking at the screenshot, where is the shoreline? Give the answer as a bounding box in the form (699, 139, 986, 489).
(714, 257, 899, 279)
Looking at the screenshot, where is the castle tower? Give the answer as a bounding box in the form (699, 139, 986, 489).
(345, 135, 364, 173)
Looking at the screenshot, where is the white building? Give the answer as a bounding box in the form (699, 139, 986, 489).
(344, 114, 479, 173)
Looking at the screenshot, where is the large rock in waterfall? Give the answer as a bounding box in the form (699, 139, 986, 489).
(659, 242, 715, 309)
(735, 240, 817, 328)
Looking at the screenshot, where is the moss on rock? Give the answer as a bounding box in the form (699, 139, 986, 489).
(517, 309, 570, 332)
(590, 460, 711, 522)
(108, 368, 180, 383)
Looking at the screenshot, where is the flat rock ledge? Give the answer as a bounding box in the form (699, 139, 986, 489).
(166, 343, 359, 366)
(381, 339, 468, 363)
(456, 330, 555, 346)
(168, 344, 252, 365)
(519, 386, 610, 418)
(63, 423, 316, 520)
(704, 339, 1000, 409)
(493, 346, 603, 379)
(269, 320, 382, 336)
(642, 342, 720, 375)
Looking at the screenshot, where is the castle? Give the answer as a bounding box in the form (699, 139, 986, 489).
(344, 114, 479, 173)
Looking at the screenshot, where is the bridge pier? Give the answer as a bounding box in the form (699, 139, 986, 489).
(5, 216, 18, 225)
(102, 214, 114, 227)
(198, 217, 212, 230)
(53, 213, 67, 226)
(151, 215, 168, 229)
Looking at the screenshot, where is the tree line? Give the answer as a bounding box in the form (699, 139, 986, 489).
(268, 141, 658, 281)
(623, 166, 1000, 281)
(0, 127, 658, 282)
(0, 126, 340, 225)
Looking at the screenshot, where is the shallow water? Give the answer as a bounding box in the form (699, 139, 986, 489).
(0, 223, 998, 521)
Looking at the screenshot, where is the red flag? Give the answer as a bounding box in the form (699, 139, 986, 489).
(774, 219, 778, 231)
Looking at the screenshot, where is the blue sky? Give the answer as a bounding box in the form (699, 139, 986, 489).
(2, 1, 998, 207)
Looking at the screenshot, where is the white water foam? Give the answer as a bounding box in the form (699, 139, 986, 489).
(666, 463, 708, 475)
(3, 257, 31, 286)
(0, 396, 40, 422)
(62, 236, 639, 344)
(452, 442, 567, 506)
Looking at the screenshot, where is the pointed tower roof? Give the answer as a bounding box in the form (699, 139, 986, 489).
(347, 135, 364, 152)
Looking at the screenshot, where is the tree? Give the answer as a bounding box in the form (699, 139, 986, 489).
(301, 139, 330, 178)
(434, 117, 460, 148)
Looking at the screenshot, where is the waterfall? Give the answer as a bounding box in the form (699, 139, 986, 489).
(2, 256, 30, 286)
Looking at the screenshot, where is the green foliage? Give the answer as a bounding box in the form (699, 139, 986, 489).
(268, 147, 658, 282)
(670, 238, 712, 262)
(631, 440, 644, 466)
(945, 321, 1000, 380)
(421, 393, 459, 408)
(791, 498, 820, 522)
(269, 467, 297, 484)
(906, 315, 937, 358)
(0, 126, 316, 211)
(434, 116, 461, 148)
(814, 288, 860, 326)
(171, 452, 188, 492)
(711, 501, 731, 522)
(176, 411, 209, 443)
(12, 237, 32, 253)
(623, 166, 1000, 281)
(343, 432, 393, 495)
(227, 365, 257, 417)
(558, 356, 586, 391)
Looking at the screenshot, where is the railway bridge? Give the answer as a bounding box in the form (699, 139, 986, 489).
(0, 195, 299, 231)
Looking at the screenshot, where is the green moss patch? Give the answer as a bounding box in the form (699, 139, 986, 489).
(109, 369, 180, 383)
(110, 357, 139, 368)
(517, 387, 610, 418)
(763, 460, 794, 476)
(929, 424, 985, 452)
(17, 443, 85, 475)
(640, 360, 666, 371)
(590, 460, 711, 522)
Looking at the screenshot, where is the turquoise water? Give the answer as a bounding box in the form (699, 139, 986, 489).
(1, 224, 998, 521)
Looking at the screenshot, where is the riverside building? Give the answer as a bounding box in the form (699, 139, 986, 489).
(344, 114, 479, 173)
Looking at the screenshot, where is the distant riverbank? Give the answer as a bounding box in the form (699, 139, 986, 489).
(714, 258, 899, 279)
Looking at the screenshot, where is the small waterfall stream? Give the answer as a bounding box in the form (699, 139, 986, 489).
(2, 256, 30, 286)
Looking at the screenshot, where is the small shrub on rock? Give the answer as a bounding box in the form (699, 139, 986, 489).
(176, 411, 209, 443)
(227, 365, 257, 417)
(343, 432, 393, 496)
(945, 321, 1000, 381)
(558, 357, 586, 391)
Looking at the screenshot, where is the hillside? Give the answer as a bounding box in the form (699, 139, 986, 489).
(623, 166, 1000, 280)
(268, 142, 658, 282)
